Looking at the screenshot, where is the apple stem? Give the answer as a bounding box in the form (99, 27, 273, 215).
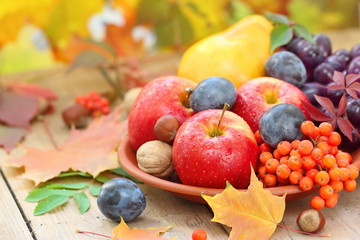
(277, 224, 331, 237)
(182, 87, 193, 108)
(212, 103, 229, 137)
(76, 229, 111, 238)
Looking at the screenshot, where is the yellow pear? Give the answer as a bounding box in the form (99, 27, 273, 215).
(178, 15, 273, 88)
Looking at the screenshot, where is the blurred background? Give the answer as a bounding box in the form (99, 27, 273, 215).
(0, 0, 359, 75)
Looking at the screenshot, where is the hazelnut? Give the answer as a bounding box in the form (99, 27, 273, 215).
(154, 115, 179, 143)
(136, 140, 174, 179)
(62, 103, 90, 128)
(296, 209, 325, 233)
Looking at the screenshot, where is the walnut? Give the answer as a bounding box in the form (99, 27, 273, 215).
(136, 140, 174, 179)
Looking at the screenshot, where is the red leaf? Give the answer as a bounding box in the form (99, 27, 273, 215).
(314, 95, 336, 116)
(7, 83, 57, 100)
(337, 118, 353, 142)
(0, 92, 39, 128)
(337, 94, 347, 117)
(300, 100, 333, 122)
(332, 71, 345, 86)
(327, 84, 345, 91)
(0, 125, 27, 152)
(348, 82, 360, 90)
(346, 89, 359, 99)
(345, 74, 360, 87)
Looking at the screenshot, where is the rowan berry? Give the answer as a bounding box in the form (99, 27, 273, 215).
(279, 156, 289, 165)
(302, 156, 316, 170)
(328, 132, 341, 146)
(289, 149, 301, 158)
(319, 122, 333, 136)
(263, 174, 277, 187)
(301, 121, 316, 136)
(259, 143, 272, 152)
(298, 140, 313, 155)
(329, 146, 338, 156)
(335, 151, 352, 163)
(344, 179, 357, 192)
(314, 171, 330, 186)
(329, 180, 343, 193)
(310, 127, 320, 140)
(306, 169, 319, 181)
(291, 139, 300, 149)
(277, 141, 292, 155)
(347, 165, 359, 180)
(273, 149, 282, 159)
(310, 196, 325, 210)
(323, 154, 336, 169)
(339, 168, 350, 182)
(288, 155, 302, 170)
(317, 136, 328, 143)
(259, 151, 273, 165)
(324, 192, 338, 208)
(311, 148, 324, 162)
(276, 164, 291, 179)
(192, 229, 207, 240)
(258, 165, 267, 179)
(299, 176, 314, 191)
(319, 185, 334, 199)
(277, 176, 290, 185)
(337, 159, 350, 168)
(265, 158, 280, 173)
(316, 141, 330, 155)
(329, 167, 341, 181)
(254, 130, 263, 144)
(289, 170, 303, 185)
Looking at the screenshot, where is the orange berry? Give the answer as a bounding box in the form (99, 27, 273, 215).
(276, 164, 291, 179)
(328, 132, 341, 146)
(337, 159, 350, 168)
(330, 180, 343, 193)
(316, 141, 330, 154)
(339, 168, 350, 182)
(291, 139, 300, 149)
(259, 143, 272, 152)
(306, 169, 319, 181)
(319, 185, 334, 199)
(288, 155, 302, 170)
(329, 146, 338, 156)
(310, 127, 320, 140)
(311, 148, 324, 162)
(347, 165, 359, 180)
(299, 176, 314, 191)
(317, 136, 328, 143)
(336, 151, 352, 163)
(298, 140, 314, 155)
(302, 156, 316, 170)
(315, 171, 330, 186)
(319, 122, 333, 136)
(273, 149, 282, 160)
(277, 141, 292, 155)
(280, 156, 289, 165)
(289, 149, 301, 158)
(192, 228, 207, 240)
(344, 179, 357, 192)
(265, 158, 280, 173)
(323, 154, 336, 169)
(254, 130, 263, 144)
(277, 176, 290, 185)
(301, 121, 316, 136)
(259, 151, 273, 165)
(310, 196, 325, 210)
(329, 167, 341, 181)
(325, 192, 338, 208)
(289, 170, 303, 185)
(258, 165, 267, 179)
(263, 174, 277, 187)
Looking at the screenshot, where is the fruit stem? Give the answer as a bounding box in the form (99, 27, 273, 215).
(76, 229, 111, 238)
(277, 223, 330, 237)
(182, 88, 193, 108)
(212, 103, 229, 137)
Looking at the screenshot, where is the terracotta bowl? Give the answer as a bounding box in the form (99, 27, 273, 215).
(118, 136, 360, 204)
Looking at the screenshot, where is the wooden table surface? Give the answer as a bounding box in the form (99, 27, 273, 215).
(1, 29, 360, 240)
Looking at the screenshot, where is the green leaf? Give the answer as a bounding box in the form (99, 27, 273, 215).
(88, 184, 102, 197)
(74, 192, 90, 214)
(111, 167, 143, 183)
(67, 50, 107, 73)
(270, 24, 293, 52)
(95, 174, 111, 183)
(293, 23, 315, 44)
(82, 38, 116, 57)
(57, 171, 92, 178)
(34, 195, 69, 216)
(265, 12, 289, 25)
(41, 182, 89, 190)
(26, 188, 77, 202)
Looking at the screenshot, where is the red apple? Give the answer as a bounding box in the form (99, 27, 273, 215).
(232, 77, 311, 132)
(172, 109, 259, 188)
(128, 76, 196, 151)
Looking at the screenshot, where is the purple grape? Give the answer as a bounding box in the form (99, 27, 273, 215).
(294, 40, 324, 69)
(301, 82, 325, 105)
(351, 44, 360, 59)
(347, 56, 360, 75)
(286, 37, 302, 52)
(313, 62, 334, 84)
(334, 49, 351, 64)
(347, 97, 360, 129)
(321, 82, 345, 106)
(314, 34, 332, 58)
(324, 55, 347, 72)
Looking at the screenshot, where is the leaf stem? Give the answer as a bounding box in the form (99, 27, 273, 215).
(278, 223, 331, 237)
(42, 118, 59, 150)
(76, 229, 111, 238)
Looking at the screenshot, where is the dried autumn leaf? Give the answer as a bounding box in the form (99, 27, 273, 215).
(202, 168, 286, 240)
(7, 82, 57, 100)
(5, 106, 126, 185)
(111, 218, 175, 240)
(0, 125, 27, 152)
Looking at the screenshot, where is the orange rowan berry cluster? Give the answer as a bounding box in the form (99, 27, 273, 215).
(255, 121, 359, 210)
(75, 91, 110, 118)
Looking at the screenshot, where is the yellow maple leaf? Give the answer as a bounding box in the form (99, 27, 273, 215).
(202, 168, 286, 240)
(111, 218, 176, 240)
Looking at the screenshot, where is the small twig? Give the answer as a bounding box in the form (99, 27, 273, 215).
(278, 223, 331, 237)
(42, 117, 59, 150)
(76, 229, 111, 238)
(98, 67, 117, 90)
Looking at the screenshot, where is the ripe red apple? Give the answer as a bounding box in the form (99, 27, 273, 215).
(232, 77, 311, 132)
(172, 109, 259, 189)
(128, 76, 196, 151)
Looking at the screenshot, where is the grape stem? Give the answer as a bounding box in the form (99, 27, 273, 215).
(277, 223, 330, 237)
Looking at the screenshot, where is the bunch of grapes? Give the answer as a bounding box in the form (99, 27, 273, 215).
(75, 91, 110, 117)
(256, 120, 359, 210)
(283, 35, 360, 151)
